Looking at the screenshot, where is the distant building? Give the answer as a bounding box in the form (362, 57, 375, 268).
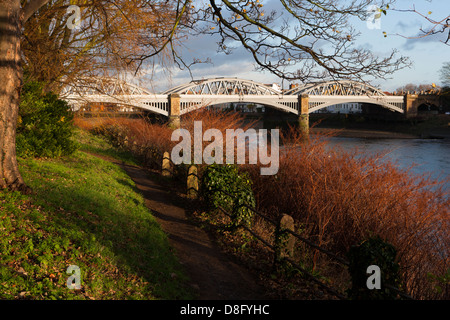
(230, 102, 265, 113)
(313, 103, 362, 114)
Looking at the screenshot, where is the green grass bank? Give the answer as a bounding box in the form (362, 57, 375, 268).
(0, 129, 194, 300)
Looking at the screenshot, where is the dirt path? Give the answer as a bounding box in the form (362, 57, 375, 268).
(117, 162, 266, 300)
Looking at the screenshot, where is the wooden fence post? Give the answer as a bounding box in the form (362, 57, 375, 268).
(187, 165, 199, 199)
(275, 214, 296, 262)
(162, 151, 172, 177)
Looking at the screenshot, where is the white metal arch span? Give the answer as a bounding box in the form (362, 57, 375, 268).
(177, 95, 299, 115)
(61, 77, 153, 96)
(61, 77, 169, 115)
(308, 96, 404, 113)
(284, 80, 404, 113)
(164, 77, 282, 96)
(285, 80, 386, 97)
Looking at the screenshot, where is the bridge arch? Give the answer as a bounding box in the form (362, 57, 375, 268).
(285, 80, 386, 97)
(61, 77, 170, 114)
(417, 102, 439, 114)
(177, 96, 299, 115)
(287, 80, 404, 114)
(164, 77, 282, 96)
(308, 98, 404, 114)
(164, 77, 300, 116)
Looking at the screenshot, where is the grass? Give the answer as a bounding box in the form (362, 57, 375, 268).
(0, 129, 194, 300)
(75, 128, 140, 166)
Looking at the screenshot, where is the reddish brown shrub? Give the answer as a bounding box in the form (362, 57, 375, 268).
(246, 125, 449, 299)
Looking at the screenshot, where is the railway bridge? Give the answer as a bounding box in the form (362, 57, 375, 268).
(61, 77, 440, 131)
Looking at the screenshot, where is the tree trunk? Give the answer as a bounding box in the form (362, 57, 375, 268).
(0, 0, 30, 193)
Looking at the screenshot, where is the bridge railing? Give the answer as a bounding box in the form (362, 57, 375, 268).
(160, 156, 414, 300)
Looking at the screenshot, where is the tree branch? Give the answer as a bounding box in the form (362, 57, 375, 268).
(22, 0, 51, 23)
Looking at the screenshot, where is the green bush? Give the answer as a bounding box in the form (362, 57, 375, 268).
(17, 81, 78, 158)
(201, 164, 256, 228)
(346, 236, 403, 300)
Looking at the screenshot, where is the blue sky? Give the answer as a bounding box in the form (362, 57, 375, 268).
(139, 0, 450, 93)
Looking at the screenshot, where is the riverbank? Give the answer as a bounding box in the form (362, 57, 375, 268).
(311, 113, 450, 139)
(0, 129, 194, 300)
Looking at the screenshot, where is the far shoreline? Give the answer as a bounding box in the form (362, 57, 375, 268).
(310, 127, 420, 139)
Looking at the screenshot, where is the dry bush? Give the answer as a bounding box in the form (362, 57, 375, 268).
(246, 125, 449, 299)
(178, 109, 258, 171)
(74, 108, 257, 171)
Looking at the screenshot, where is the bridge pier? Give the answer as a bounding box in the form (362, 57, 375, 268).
(403, 93, 440, 118)
(168, 93, 181, 129)
(404, 94, 418, 119)
(298, 94, 309, 139)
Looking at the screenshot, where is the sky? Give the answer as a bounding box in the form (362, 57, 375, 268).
(134, 0, 450, 93)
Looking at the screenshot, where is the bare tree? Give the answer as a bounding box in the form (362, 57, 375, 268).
(385, 3, 449, 46)
(396, 83, 438, 94)
(186, 0, 410, 82)
(440, 62, 450, 87)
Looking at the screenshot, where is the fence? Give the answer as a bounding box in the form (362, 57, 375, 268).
(160, 153, 414, 300)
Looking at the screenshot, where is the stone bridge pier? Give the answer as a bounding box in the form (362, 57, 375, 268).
(298, 94, 309, 138)
(168, 93, 181, 129)
(404, 94, 441, 118)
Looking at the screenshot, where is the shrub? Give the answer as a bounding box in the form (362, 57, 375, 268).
(347, 236, 403, 300)
(201, 164, 256, 228)
(17, 81, 78, 158)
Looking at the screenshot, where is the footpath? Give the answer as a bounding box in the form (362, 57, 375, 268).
(116, 161, 266, 300)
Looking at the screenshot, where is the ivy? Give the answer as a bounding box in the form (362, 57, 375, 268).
(201, 164, 256, 228)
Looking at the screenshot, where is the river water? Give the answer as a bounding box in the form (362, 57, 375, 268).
(325, 136, 450, 191)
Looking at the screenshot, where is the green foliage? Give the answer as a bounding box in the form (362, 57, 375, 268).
(0, 130, 193, 300)
(16, 81, 78, 158)
(201, 164, 256, 228)
(427, 269, 450, 295)
(346, 236, 403, 300)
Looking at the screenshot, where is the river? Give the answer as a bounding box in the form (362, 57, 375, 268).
(325, 136, 450, 191)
